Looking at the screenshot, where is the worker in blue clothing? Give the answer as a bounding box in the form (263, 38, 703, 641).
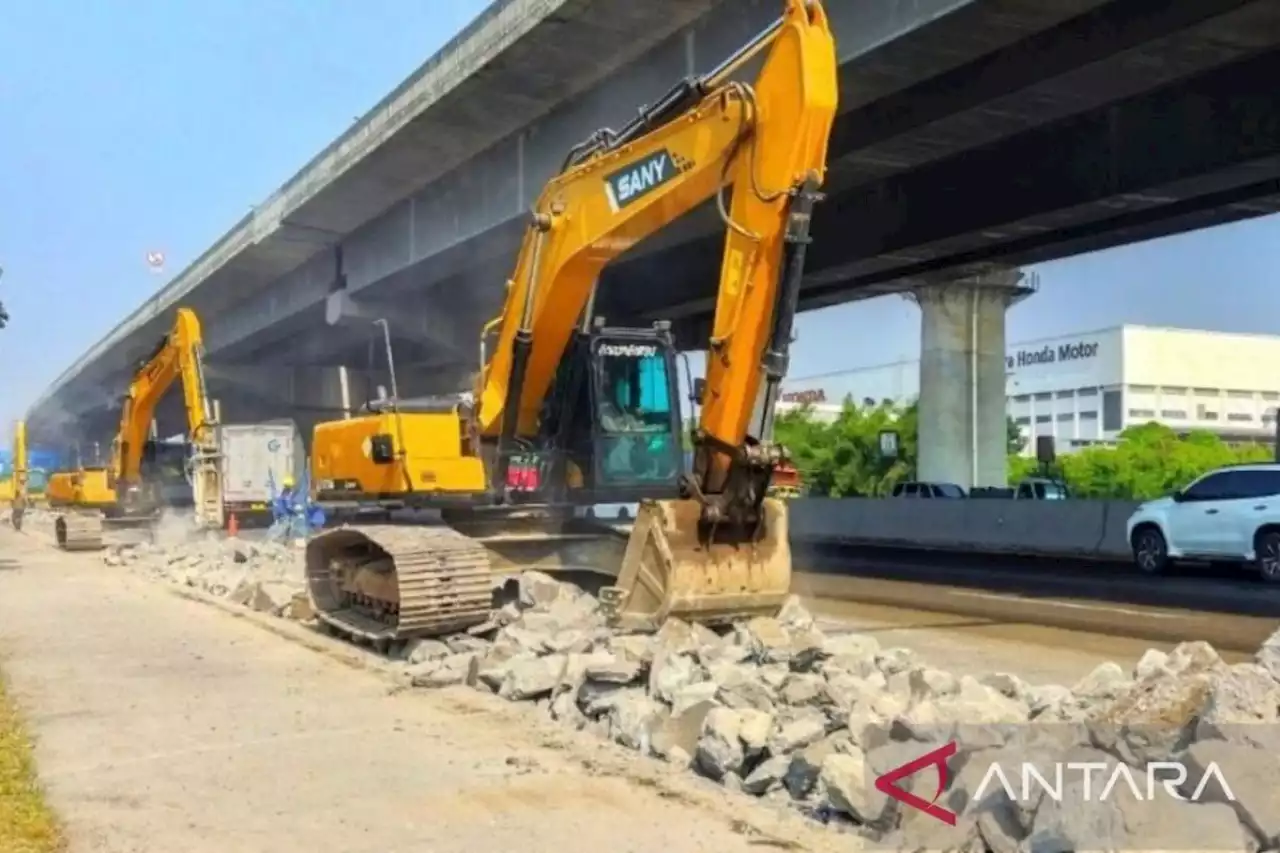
(274, 475, 297, 518)
(269, 474, 304, 541)
(268, 473, 326, 541)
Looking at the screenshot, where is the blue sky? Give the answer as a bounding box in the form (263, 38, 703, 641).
(3, 2, 1280, 441)
(790, 212, 1280, 379)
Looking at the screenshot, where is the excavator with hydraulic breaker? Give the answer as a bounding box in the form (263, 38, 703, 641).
(50, 307, 225, 550)
(8, 420, 28, 530)
(305, 0, 838, 642)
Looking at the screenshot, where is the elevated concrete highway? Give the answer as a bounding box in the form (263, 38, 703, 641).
(30, 0, 1280, 450)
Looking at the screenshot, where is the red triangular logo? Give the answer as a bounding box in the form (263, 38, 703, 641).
(873, 741, 958, 825)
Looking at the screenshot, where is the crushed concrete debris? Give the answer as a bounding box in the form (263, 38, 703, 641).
(59, 518, 1280, 850)
(394, 569, 1280, 851)
(104, 528, 305, 619)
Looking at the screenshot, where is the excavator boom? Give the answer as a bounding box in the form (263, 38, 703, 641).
(9, 420, 27, 530)
(114, 308, 216, 486)
(478, 1, 834, 459)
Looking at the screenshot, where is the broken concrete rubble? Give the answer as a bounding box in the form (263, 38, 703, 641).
(103, 532, 306, 614)
(398, 569, 1280, 851)
(86, 523, 1280, 850)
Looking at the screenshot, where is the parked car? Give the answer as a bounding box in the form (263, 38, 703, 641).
(1125, 463, 1280, 580)
(1013, 477, 1070, 500)
(891, 481, 967, 499)
(580, 503, 637, 522)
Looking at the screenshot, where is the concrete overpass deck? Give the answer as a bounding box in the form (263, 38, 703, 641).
(30, 0, 1280, 443)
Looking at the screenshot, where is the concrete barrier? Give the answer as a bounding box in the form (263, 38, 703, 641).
(788, 497, 1141, 561)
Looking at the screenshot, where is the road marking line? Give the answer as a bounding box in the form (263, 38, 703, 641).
(950, 589, 1180, 619)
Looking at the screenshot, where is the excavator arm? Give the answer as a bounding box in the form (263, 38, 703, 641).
(602, 0, 838, 629)
(10, 420, 27, 529)
(109, 307, 223, 527)
(477, 0, 837, 483)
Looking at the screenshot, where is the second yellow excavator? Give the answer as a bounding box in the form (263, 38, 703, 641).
(49, 307, 225, 550)
(305, 0, 838, 640)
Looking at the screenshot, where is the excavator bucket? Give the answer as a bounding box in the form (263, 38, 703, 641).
(600, 497, 792, 633)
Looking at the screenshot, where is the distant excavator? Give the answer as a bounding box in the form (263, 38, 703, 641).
(48, 307, 224, 550)
(8, 420, 28, 530)
(304, 0, 838, 642)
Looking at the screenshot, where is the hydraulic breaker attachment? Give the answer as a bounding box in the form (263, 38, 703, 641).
(600, 497, 792, 633)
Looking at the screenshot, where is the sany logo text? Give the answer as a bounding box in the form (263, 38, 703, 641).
(875, 743, 1236, 825)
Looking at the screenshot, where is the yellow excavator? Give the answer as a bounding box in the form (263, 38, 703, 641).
(306, 0, 838, 640)
(49, 307, 225, 550)
(8, 420, 28, 530)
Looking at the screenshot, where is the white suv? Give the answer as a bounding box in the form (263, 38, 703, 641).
(1126, 463, 1280, 581)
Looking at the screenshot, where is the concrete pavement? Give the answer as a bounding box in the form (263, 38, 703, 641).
(0, 528, 835, 853)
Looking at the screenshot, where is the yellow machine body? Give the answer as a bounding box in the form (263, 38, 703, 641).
(46, 468, 116, 509)
(312, 408, 487, 500)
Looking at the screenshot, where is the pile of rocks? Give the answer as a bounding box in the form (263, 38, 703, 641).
(107, 535, 308, 619)
(398, 571, 1280, 850)
(91, 520, 1280, 849)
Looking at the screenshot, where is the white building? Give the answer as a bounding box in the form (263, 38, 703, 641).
(779, 325, 1280, 451)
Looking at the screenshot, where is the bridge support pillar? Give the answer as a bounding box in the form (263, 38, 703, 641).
(908, 266, 1036, 491)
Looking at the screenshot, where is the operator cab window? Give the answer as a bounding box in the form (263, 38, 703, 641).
(595, 344, 678, 486)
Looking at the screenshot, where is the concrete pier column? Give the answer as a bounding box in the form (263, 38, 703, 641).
(908, 267, 1035, 490)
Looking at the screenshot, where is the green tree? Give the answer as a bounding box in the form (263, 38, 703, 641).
(0, 299, 7, 329)
(775, 399, 903, 497)
(775, 407, 1274, 500)
(1059, 422, 1270, 499)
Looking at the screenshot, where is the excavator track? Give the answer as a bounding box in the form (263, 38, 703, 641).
(305, 524, 494, 643)
(54, 513, 104, 552)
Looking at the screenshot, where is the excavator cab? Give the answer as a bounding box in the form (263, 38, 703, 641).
(521, 320, 683, 507)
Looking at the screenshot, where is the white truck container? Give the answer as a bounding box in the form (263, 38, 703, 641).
(217, 421, 304, 516)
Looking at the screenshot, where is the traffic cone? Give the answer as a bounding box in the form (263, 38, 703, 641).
(228, 513, 239, 537)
